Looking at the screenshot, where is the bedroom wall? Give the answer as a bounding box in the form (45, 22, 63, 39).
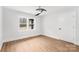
(76, 8, 79, 45)
(0, 7, 3, 48)
(42, 13, 60, 39)
(42, 8, 76, 44)
(3, 8, 41, 42)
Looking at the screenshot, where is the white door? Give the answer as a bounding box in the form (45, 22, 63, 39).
(58, 11, 75, 43)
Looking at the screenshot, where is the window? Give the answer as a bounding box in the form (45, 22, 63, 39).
(19, 17, 34, 31)
(29, 19, 34, 29)
(19, 17, 27, 30)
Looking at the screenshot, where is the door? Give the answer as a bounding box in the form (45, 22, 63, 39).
(58, 11, 75, 43)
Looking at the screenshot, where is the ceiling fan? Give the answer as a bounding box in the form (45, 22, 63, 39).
(35, 6, 47, 16)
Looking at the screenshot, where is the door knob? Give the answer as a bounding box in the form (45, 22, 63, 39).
(59, 28, 62, 30)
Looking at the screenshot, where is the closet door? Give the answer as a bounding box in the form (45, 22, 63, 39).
(58, 11, 76, 43)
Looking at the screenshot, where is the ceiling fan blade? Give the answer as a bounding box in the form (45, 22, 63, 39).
(35, 13, 41, 16)
(36, 8, 47, 12)
(35, 6, 47, 16)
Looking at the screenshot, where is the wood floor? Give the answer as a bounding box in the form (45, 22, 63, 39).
(1, 35, 79, 52)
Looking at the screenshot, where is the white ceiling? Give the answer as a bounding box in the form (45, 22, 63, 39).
(4, 6, 77, 15)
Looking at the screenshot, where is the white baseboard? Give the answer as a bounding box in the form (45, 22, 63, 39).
(42, 34, 79, 46)
(42, 34, 60, 39)
(4, 34, 40, 42)
(3, 34, 79, 46)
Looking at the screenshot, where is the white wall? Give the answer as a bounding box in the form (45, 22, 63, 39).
(76, 8, 79, 45)
(0, 7, 3, 48)
(42, 13, 60, 39)
(42, 8, 76, 44)
(3, 8, 41, 42)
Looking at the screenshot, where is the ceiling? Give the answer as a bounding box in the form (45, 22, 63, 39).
(4, 6, 77, 16)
